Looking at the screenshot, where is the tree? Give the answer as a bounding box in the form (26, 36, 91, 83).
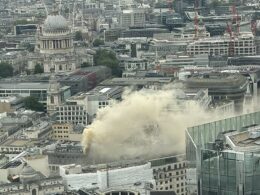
(93, 39, 104, 47)
(34, 63, 44, 74)
(0, 62, 13, 78)
(23, 96, 45, 112)
(26, 43, 35, 52)
(75, 31, 83, 41)
(14, 20, 33, 25)
(81, 62, 91, 68)
(94, 49, 122, 77)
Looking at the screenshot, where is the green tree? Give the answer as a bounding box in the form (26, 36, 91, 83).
(93, 39, 104, 47)
(81, 62, 91, 68)
(34, 63, 44, 74)
(14, 20, 33, 25)
(23, 43, 34, 52)
(23, 96, 45, 112)
(94, 49, 122, 77)
(0, 62, 13, 78)
(75, 31, 83, 41)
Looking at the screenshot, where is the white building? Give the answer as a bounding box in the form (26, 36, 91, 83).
(119, 9, 145, 28)
(23, 121, 52, 139)
(60, 163, 154, 194)
(187, 32, 256, 56)
(60, 154, 187, 195)
(150, 155, 187, 195)
(56, 86, 123, 125)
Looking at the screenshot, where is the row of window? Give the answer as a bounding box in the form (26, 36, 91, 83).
(53, 126, 69, 130)
(58, 112, 86, 115)
(57, 106, 84, 111)
(53, 131, 69, 134)
(53, 135, 69, 138)
(57, 117, 86, 121)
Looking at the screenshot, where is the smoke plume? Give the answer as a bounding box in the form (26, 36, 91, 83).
(82, 87, 228, 162)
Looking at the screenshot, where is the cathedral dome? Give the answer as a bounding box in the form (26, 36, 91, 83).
(43, 14, 69, 32)
(20, 164, 39, 183)
(21, 165, 35, 176)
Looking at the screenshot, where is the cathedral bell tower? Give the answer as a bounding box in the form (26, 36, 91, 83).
(47, 70, 63, 114)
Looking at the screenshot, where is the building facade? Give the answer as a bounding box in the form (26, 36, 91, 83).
(150, 155, 187, 195)
(187, 32, 256, 57)
(186, 111, 260, 195)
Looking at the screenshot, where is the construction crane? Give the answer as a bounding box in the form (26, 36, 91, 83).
(251, 12, 258, 35)
(231, 4, 240, 35)
(194, 0, 199, 39)
(168, 0, 173, 13)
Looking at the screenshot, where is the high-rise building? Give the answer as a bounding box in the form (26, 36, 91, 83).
(186, 111, 260, 195)
(119, 9, 145, 28)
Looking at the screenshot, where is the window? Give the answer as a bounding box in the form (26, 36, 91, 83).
(50, 96, 54, 104)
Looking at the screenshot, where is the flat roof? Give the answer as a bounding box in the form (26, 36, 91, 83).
(1, 139, 36, 147)
(0, 82, 49, 90)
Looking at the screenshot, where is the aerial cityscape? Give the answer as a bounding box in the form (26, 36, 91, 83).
(0, 0, 260, 194)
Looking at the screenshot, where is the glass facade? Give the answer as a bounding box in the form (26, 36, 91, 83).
(186, 111, 260, 195)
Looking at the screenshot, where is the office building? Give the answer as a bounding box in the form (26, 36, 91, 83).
(150, 155, 187, 195)
(187, 32, 256, 57)
(186, 111, 260, 195)
(56, 86, 123, 125)
(51, 123, 82, 142)
(119, 9, 145, 28)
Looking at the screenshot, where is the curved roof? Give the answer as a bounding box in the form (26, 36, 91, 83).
(21, 165, 36, 176)
(43, 14, 69, 32)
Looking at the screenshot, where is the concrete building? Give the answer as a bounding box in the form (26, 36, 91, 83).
(150, 155, 187, 195)
(185, 73, 248, 112)
(56, 86, 123, 125)
(100, 77, 173, 90)
(60, 154, 187, 195)
(119, 9, 145, 28)
(52, 123, 82, 142)
(23, 121, 52, 139)
(60, 162, 154, 193)
(0, 139, 36, 154)
(119, 57, 149, 72)
(187, 32, 256, 57)
(43, 142, 87, 166)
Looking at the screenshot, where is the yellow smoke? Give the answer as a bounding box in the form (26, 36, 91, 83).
(82, 87, 234, 162)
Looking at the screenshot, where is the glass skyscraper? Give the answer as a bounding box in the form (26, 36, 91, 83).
(186, 111, 260, 195)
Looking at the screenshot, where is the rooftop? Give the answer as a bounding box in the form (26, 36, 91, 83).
(185, 73, 248, 89)
(0, 82, 49, 90)
(1, 139, 36, 147)
(226, 125, 260, 152)
(100, 77, 173, 86)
